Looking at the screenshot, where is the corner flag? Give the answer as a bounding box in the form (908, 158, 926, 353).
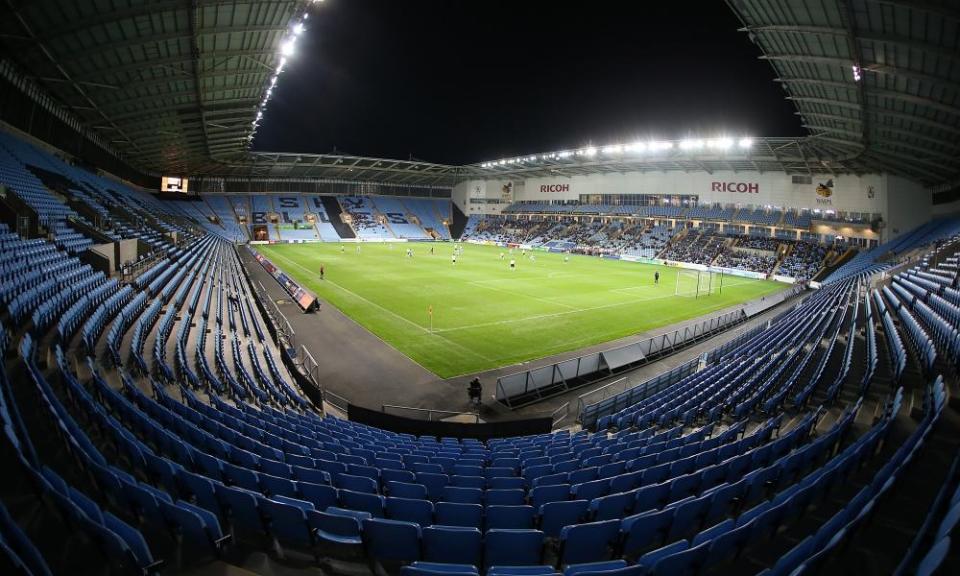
(428, 305, 434, 332)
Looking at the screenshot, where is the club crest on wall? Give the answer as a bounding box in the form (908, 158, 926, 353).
(816, 179, 834, 198)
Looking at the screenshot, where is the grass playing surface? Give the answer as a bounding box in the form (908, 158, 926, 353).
(257, 243, 788, 378)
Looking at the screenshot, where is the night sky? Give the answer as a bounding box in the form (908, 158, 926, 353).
(252, 0, 805, 165)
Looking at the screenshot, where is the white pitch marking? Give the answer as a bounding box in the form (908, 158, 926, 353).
(466, 280, 580, 311)
(264, 250, 496, 363)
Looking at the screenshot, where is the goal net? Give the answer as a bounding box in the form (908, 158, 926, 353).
(674, 269, 722, 298)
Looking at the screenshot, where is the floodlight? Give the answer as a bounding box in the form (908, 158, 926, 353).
(281, 39, 296, 57)
(679, 139, 704, 151)
(738, 138, 753, 149)
(650, 141, 673, 151)
(708, 138, 733, 150)
(584, 147, 597, 157)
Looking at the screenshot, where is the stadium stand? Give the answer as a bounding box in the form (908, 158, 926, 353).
(0, 0, 958, 572)
(2, 112, 960, 576)
(2, 148, 958, 572)
(340, 196, 392, 239)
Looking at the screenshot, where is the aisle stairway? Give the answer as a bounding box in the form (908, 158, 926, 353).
(321, 196, 355, 239)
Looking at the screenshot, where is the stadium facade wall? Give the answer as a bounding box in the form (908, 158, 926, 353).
(453, 171, 933, 241)
(886, 175, 934, 239)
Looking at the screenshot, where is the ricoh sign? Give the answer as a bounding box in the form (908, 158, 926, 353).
(540, 183, 571, 193)
(712, 181, 759, 194)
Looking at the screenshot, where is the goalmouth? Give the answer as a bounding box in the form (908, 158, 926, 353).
(674, 268, 724, 298)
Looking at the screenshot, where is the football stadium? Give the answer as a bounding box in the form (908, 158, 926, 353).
(0, 0, 958, 575)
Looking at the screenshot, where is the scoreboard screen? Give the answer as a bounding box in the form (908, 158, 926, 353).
(161, 176, 189, 194)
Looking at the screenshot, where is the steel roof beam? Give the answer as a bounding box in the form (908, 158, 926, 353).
(74, 49, 277, 82)
(788, 96, 863, 111)
(759, 53, 855, 67)
(3, 0, 141, 154)
(868, 90, 960, 119)
(39, 0, 296, 41)
(95, 82, 261, 113)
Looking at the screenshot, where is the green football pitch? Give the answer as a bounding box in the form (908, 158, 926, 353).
(256, 242, 788, 378)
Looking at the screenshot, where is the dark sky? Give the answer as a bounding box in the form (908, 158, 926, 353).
(252, 0, 804, 165)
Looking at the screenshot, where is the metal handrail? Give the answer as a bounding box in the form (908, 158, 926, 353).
(382, 404, 480, 423)
(575, 377, 627, 418)
(324, 389, 350, 412)
(551, 402, 571, 427)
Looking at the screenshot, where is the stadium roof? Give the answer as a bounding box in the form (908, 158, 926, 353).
(207, 151, 462, 187)
(1, 0, 957, 189)
(0, 0, 315, 175)
(462, 137, 860, 181)
(726, 0, 960, 187)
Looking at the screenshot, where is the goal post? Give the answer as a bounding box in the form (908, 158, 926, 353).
(674, 269, 724, 298)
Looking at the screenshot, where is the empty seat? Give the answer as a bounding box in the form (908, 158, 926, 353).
(390, 482, 430, 500)
(362, 518, 422, 563)
(386, 497, 435, 528)
(340, 489, 385, 517)
(442, 486, 483, 505)
(402, 561, 478, 576)
(541, 500, 589, 539)
(485, 529, 544, 566)
(309, 508, 367, 547)
(559, 520, 620, 566)
(486, 489, 526, 506)
(259, 497, 314, 550)
(435, 502, 483, 529)
(486, 505, 536, 530)
(422, 526, 482, 565)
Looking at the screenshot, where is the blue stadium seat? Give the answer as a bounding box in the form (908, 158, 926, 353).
(422, 526, 482, 565)
(340, 489, 385, 517)
(564, 560, 627, 576)
(362, 518, 422, 563)
(401, 561, 478, 576)
(622, 508, 672, 558)
(485, 529, 544, 566)
(214, 484, 264, 538)
(486, 489, 526, 506)
(559, 519, 620, 566)
(442, 486, 483, 504)
(386, 497, 435, 527)
(309, 509, 367, 548)
(540, 500, 589, 539)
(298, 482, 338, 511)
(435, 502, 483, 529)
(486, 505, 536, 529)
(649, 540, 709, 576)
(390, 481, 430, 500)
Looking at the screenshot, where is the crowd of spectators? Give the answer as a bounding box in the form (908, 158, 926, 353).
(340, 197, 390, 236)
(733, 235, 781, 251)
(715, 249, 778, 274)
(462, 216, 549, 244)
(779, 240, 830, 280)
(461, 216, 835, 279)
(660, 231, 726, 265)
